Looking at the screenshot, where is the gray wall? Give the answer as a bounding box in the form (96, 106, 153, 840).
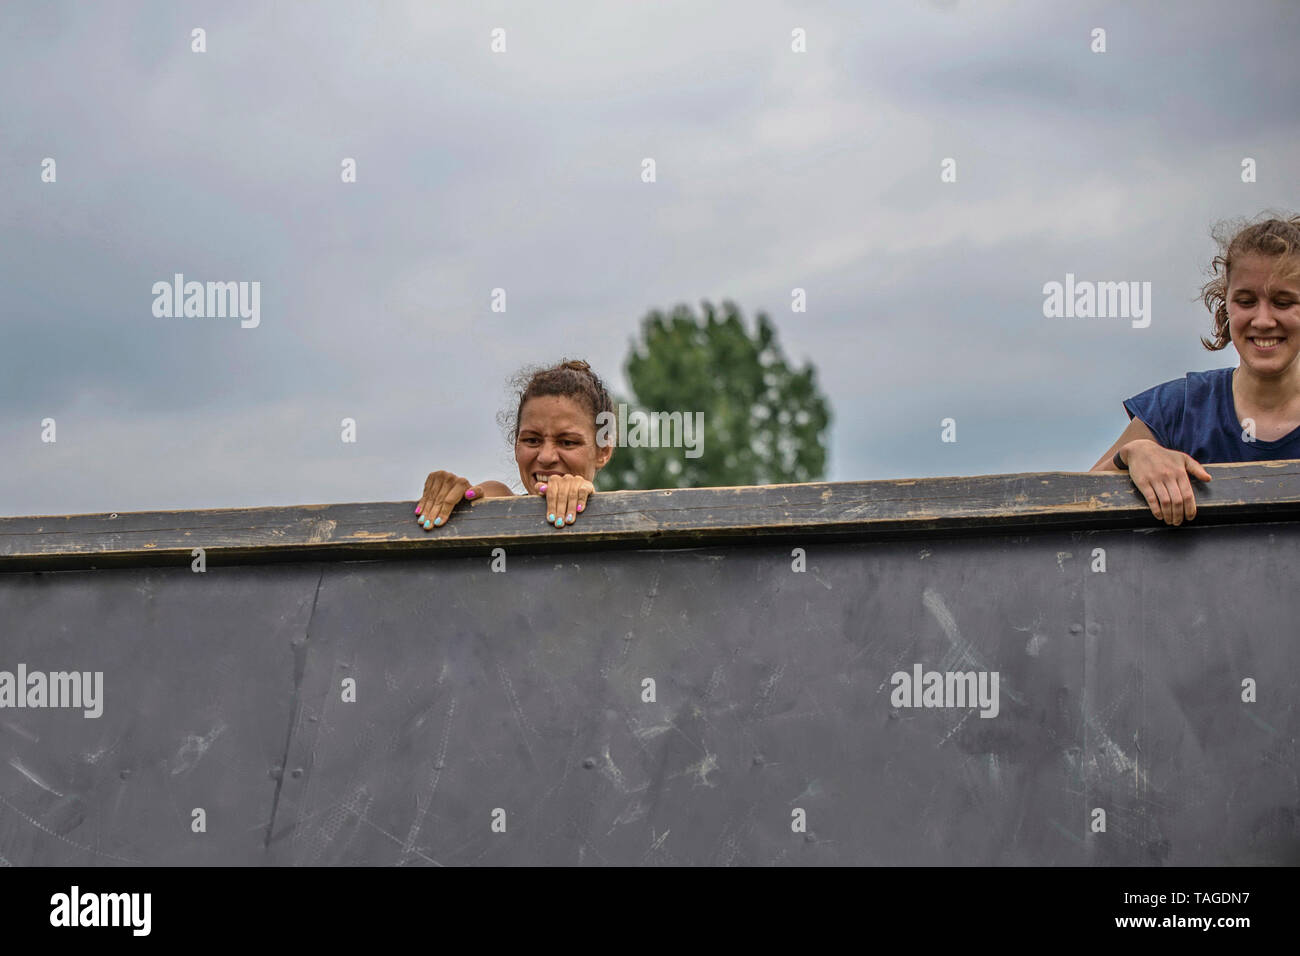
(1, 521, 1294, 865)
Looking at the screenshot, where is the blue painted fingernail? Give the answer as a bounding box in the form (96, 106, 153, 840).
(548, 513, 555, 522)
(422, 518, 431, 529)
(433, 516, 443, 526)
(555, 519, 564, 527)
(566, 513, 574, 523)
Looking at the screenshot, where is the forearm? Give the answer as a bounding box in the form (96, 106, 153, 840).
(1091, 439, 1154, 473)
(1092, 448, 1127, 473)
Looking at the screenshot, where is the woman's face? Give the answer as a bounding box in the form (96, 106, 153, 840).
(1228, 253, 1300, 373)
(515, 394, 612, 494)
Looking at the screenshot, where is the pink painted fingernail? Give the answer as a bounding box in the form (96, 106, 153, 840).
(465, 489, 476, 499)
(576, 503, 584, 512)
(537, 483, 547, 493)
(415, 505, 422, 514)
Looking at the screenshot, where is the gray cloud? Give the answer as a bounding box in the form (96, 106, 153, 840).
(1, 0, 1297, 515)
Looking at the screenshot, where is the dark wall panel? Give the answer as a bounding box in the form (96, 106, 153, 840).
(0, 566, 318, 865)
(2, 519, 1293, 865)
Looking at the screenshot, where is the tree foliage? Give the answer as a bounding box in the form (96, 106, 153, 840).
(597, 301, 831, 490)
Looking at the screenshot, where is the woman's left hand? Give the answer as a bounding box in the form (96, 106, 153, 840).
(536, 474, 594, 529)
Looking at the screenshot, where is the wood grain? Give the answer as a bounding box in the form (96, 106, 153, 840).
(4, 460, 1300, 570)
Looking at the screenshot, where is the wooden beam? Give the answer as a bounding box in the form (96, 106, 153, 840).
(3, 460, 1300, 571)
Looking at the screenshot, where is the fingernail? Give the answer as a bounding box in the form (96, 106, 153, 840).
(415, 504, 422, 515)
(555, 518, 564, 528)
(538, 483, 548, 493)
(422, 518, 432, 529)
(548, 513, 555, 522)
(465, 489, 476, 499)
(433, 517, 443, 526)
(576, 503, 584, 512)
(566, 513, 574, 523)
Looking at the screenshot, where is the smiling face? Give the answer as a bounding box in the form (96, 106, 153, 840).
(1228, 253, 1300, 373)
(515, 394, 613, 494)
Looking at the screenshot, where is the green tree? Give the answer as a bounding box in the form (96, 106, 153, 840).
(597, 301, 831, 490)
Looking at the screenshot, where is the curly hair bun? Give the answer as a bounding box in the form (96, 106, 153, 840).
(501, 358, 615, 441)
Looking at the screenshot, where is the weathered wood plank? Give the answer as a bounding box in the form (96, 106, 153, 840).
(3, 460, 1300, 570)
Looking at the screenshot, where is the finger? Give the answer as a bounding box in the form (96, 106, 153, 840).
(1153, 478, 1175, 525)
(1148, 480, 1170, 523)
(1185, 456, 1212, 483)
(417, 472, 436, 517)
(546, 482, 560, 527)
(557, 479, 573, 527)
(464, 484, 484, 503)
(434, 477, 469, 527)
(1161, 478, 1184, 525)
(552, 479, 567, 526)
(574, 482, 592, 519)
(561, 479, 577, 525)
(1177, 475, 1198, 522)
(1139, 485, 1162, 522)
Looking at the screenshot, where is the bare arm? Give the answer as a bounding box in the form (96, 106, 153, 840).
(477, 480, 515, 498)
(1088, 416, 1161, 472)
(1088, 416, 1212, 525)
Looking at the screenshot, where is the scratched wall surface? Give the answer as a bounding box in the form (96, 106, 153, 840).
(0, 524, 1296, 865)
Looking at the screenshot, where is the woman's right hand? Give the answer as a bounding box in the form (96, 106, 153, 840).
(1123, 439, 1212, 526)
(415, 470, 485, 530)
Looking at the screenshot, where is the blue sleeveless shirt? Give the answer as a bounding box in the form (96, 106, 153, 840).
(1123, 366, 1300, 463)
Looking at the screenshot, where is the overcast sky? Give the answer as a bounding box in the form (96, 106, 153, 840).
(2, 0, 1298, 516)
